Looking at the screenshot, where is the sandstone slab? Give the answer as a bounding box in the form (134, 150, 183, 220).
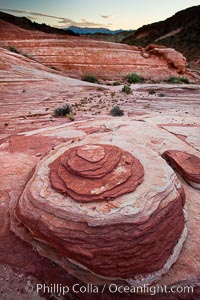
(163, 150, 200, 189)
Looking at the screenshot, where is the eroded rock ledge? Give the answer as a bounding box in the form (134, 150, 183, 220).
(12, 131, 187, 284)
(163, 150, 200, 189)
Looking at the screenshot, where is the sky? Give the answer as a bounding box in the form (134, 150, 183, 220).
(0, 0, 199, 30)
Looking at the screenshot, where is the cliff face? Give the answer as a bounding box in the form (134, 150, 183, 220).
(0, 19, 186, 80)
(122, 5, 200, 65)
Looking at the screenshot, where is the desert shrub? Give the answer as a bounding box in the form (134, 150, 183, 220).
(168, 76, 180, 84)
(179, 77, 190, 84)
(110, 105, 124, 116)
(168, 76, 190, 84)
(126, 73, 143, 84)
(148, 89, 156, 95)
(122, 84, 132, 94)
(7, 46, 35, 60)
(8, 45, 19, 54)
(113, 80, 121, 86)
(53, 104, 73, 118)
(158, 93, 165, 97)
(82, 74, 98, 83)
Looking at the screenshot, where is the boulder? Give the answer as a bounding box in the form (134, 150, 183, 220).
(163, 150, 200, 189)
(13, 132, 186, 285)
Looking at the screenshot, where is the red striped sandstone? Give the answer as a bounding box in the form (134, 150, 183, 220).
(163, 150, 200, 189)
(0, 19, 186, 80)
(0, 19, 199, 296)
(13, 131, 186, 284)
(50, 144, 144, 202)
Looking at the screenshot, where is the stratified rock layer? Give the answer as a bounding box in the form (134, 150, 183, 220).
(14, 133, 186, 282)
(50, 144, 144, 202)
(0, 19, 187, 80)
(163, 150, 200, 189)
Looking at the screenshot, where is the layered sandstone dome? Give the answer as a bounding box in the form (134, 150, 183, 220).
(13, 132, 187, 284)
(50, 144, 144, 202)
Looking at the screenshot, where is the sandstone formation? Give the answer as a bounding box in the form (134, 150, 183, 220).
(0, 114, 199, 299)
(145, 44, 186, 74)
(50, 144, 144, 202)
(163, 150, 200, 189)
(0, 20, 200, 298)
(0, 19, 187, 80)
(12, 130, 187, 284)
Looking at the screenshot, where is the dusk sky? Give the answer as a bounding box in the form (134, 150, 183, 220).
(0, 0, 199, 30)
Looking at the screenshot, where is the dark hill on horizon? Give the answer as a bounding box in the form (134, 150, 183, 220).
(121, 5, 200, 65)
(65, 26, 127, 35)
(0, 11, 78, 36)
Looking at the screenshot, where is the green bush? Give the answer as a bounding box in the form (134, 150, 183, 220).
(122, 84, 132, 94)
(8, 46, 19, 54)
(53, 104, 73, 119)
(110, 105, 124, 116)
(168, 76, 180, 84)
(126, 73, 143, 84)
(8, 46, 35, 61)
(113, 80, 121, 86)
(168, 76, 190, 84)
(179, 77, 190, 84)
(158, 93, 165, 97)
(82, 74, 98, 83)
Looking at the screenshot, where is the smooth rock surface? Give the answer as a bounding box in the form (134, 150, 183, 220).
(163, 150, 200, 189)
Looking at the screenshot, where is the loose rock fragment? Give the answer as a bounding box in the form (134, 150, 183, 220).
(163, 150, 200, 189)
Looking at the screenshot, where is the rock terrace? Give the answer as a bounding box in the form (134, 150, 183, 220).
(0, 19, 188, 80)
(163, 150, 200, 189)
(50, 144, 144, 202)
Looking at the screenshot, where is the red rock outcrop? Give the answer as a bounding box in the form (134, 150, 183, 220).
(50, 144, 144, 202)
(145, 44, 186, 74)
(163, 150, 200, 189)
(0, 19, 187, 80)
(13, 131, 186, 284)
(0, 113, 199, 298)
(0, 30, 199, 297)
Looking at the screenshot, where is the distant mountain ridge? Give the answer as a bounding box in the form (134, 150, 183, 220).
(65, 26, 127, 35)
(121, 5, 200, 63)
(0, 11, 78, 36)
